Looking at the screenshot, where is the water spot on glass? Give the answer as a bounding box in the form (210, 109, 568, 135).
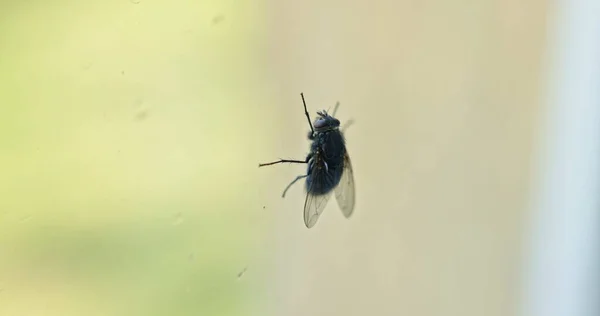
(135, 110, 149, 121)
(188, 253, 195, 262)
(237, 266, 248, 279)
(133, 98, 149, 121)
(212, 14, 225, 25)
(172, 212, 184, 226)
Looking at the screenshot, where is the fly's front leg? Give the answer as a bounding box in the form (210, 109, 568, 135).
(341, 119, 354, 133)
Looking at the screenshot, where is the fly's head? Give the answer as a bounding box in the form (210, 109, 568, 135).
(313, 110, 340, 133)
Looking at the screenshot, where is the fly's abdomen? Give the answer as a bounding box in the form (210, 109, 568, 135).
(305, 152, 345, 195)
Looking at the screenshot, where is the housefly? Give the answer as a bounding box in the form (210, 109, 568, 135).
(259, 93, 356, 228)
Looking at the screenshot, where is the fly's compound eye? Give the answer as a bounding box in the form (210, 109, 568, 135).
(314, 117, 328, 129)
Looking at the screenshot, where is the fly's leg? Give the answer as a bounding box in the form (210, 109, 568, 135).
(259, 152, 312, 168)
(282, 174, 308, 198)
(258, 159, 306, 167)
(280, 152, 313, 197)
(300, 93, 315, 135)
(331, 101, 340, 117)
(329, 101, 354, 133)
(341, 119, 354, 133)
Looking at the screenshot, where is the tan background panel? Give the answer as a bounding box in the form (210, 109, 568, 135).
(261, 1, 547, 316)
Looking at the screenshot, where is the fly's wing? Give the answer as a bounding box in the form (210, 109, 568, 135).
(303, 169, 333, 228)
(303, 192, 332, 228)
(334, 151, 356, 218)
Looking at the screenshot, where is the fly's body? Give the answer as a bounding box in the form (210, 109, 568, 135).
(305, 114, 345, 195)
(259, 93, 356, 228)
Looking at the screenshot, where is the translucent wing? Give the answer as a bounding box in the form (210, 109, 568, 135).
(303, 191, 332, 228)
(334, 151, 356, 218)
(303, 165, 333, 228)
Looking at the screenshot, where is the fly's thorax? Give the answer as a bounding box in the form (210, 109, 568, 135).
(305, 150, 345, 195)
(311, 130, 346, 158)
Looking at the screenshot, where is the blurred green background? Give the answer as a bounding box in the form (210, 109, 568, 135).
(1, 0, 548, 315)
(1, 1, 271, 315)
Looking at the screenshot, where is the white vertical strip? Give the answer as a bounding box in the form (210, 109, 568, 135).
(523, 0, 600, 316)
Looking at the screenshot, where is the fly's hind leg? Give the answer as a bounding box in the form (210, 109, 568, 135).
(282, 153, 313, 198)
(331, 101, 340, 117)
(282, 174, 308, 198)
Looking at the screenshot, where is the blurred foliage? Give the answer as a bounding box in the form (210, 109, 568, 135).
(0, 0, 270, 315)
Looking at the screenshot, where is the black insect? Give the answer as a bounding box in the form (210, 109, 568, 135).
(259, 93, 356, 228)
